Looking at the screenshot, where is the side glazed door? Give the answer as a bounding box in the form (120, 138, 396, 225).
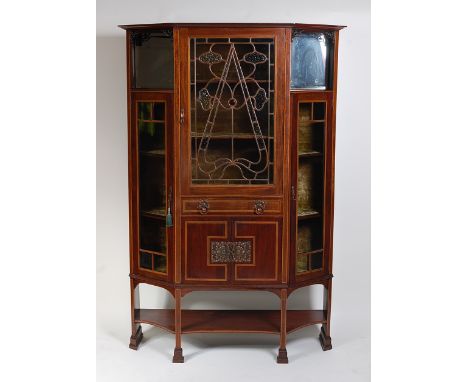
(290, 91, 334, 283)
(131, 91, 174, 281)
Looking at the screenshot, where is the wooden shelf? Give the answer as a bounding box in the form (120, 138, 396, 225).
(139, 119, 165, 123)
(297, 249, 323, 256)
(299, 151, 322, 158)
(141, 208, 165, 219)
(298, 209, 320, 219)
(193, 79, 273, 84)
(298, 119, 325, 123)
(135, 309, 326, 334)
(191, 133, 273, 140)
(140, 149, 165, 157)
(140, 248, 166, 256)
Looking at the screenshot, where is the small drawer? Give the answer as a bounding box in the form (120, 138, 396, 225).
(182, 198, 282, 216)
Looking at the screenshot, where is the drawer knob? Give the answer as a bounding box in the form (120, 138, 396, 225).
(197, 199, 209, 214)
(253, 200, 266, 215)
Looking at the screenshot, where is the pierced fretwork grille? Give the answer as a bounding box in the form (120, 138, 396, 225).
(190, 37, 275, 184)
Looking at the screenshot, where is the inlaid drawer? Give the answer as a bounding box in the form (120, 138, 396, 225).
(182, 198, 283, 216)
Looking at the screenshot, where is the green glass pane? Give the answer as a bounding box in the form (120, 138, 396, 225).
(139, 252, 152, 270)
(153, 254, 167, 273)
(296, 253, 308, 273)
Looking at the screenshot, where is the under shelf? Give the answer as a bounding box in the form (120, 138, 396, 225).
(134, 309, 326, 334)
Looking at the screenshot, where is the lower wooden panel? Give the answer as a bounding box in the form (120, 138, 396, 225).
(135, 309, 326, 334)
(233, 219, 282, 283)
(182, 219, 229, 283)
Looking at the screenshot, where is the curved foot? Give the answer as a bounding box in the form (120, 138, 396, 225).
(129, 325, 143, 350)
(319, 326, 332, 351)
(172, 347, 184, 363)
(276, 348, 288, 364)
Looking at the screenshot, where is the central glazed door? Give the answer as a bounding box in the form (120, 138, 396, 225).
(178, 27, 288, 285)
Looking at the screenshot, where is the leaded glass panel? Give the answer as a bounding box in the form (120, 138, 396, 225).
(190, 37, 275, 184)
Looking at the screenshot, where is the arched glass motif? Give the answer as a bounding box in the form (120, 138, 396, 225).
(190, 38, 275, 185)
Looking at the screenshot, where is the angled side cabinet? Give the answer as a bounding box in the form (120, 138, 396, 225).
(119, 23, 345, 363)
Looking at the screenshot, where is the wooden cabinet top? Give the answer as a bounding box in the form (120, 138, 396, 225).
(119, 23, 346, 31)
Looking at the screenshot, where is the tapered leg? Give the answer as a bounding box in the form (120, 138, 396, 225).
(172, 289, 184, 363)
(277, 289, 289, 363)
(129, 280, 143, 350)
(319, 280, 333, 351)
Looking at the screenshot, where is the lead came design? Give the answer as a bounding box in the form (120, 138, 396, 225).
(211, 241, 252, 263)
(191, 38, 275, 184)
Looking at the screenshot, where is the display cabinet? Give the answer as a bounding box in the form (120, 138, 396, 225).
(119, 23, 345, 363)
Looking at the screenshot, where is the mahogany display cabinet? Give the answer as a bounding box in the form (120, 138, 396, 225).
(119, 22, 345, 363)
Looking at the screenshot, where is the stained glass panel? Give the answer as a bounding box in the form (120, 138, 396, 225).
(190, 37, 275, 184)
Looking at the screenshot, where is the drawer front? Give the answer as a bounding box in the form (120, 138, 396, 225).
(182, 198, 282, 216)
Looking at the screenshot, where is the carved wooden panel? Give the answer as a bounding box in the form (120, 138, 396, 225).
(210, 241, 252, 263)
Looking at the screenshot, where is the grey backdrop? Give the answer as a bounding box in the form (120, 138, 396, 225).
(97, 1, 370, 380)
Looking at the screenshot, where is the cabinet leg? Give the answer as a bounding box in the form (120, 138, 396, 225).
(172, 289, 184, 363)
(129, 280, 143, 350)
(276, 289, 289, 363)
(129, 324, 143, 350)
(319, 325, 332, 351)
(319, 281, 332, 351)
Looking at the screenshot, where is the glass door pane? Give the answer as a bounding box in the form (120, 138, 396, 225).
(190, 37, 275, 185)
(137, 100, 168, 274)
(295, 101, 327, 274)
(132, 29, 174, 89)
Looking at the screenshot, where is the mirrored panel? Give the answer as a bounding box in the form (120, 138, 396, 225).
(291, 31, 334, 90)
(132, 29, 174, 89)
(190, 37, 275, 184)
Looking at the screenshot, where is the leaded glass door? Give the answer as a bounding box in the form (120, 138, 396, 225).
(179, 28, 286, 196)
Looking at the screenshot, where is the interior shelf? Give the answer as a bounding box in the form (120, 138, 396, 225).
(298, 248, 323, 256)
(134, 309, 326, 334)
(141, 208, 166, 219)
(191, 133, 273, 140)
(298, 209, 320, 219)
(140, 149, 166, 157)
(299, 151, 322, 158)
